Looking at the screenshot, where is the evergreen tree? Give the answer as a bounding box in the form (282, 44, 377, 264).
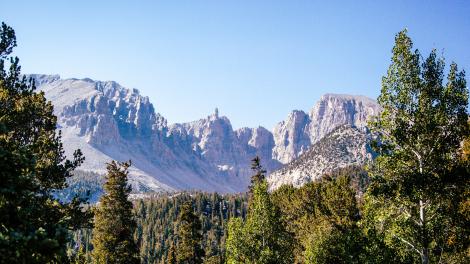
(367, 30, 469, 263)
(248, 156, 266, 195)
(92, 161, 139, 264)
(226, 159, 294, 264)
(176, 201, 205, 264)
(0, 22, 90, 263)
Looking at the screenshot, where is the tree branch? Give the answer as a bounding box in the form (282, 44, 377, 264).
(394, 235, 422, 256)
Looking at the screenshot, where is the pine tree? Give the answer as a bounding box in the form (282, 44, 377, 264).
(367, 30, 469, 263)
(176, 201, 205, 264)
(248, 156, 266, 195)
(226, 159, 294, 264)
(92, 161, 139, 264)
(0, 22, 91, 263)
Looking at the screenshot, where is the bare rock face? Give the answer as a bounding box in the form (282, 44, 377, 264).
(272, 110, 311, 164)
(32, 75, 281, 193)
(268, 125, 376, 190)
(51, 79, 162, 145)
(272, 94, 380, 164)
(168, 112, 281, 190)
(29, 74, 379, 193)
(32, 75, 173, 192)
(308, 94, 380, 142)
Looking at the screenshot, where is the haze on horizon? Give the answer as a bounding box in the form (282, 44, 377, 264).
(1, 0, 469, 129)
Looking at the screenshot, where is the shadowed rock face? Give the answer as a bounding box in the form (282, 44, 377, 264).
(29, 74, 379, 192)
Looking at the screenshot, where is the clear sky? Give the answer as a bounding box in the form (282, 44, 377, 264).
(1, 1, 469, 129)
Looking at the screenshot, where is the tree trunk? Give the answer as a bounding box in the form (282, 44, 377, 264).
(417, 153, 429, 264)
(419, 199, 429, 264)
(421, 248, 429, 264)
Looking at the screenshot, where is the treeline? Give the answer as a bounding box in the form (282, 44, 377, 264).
(70, 191, 248, 263)
(69, 164, 374, 264)
(134, 192, 247, 263)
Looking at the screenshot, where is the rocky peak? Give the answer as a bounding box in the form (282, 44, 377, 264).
(308, 93, 380, 142)
(272, 93, 380, 164)
(272, 110, 311, 164)
(31, 75, 166, 145)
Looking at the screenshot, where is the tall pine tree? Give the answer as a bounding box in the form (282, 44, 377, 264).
(0, 22, 90, 263)
(176, 201, 205, 264)
(92, 161, 139, 264)
(248, 156, 266, 196)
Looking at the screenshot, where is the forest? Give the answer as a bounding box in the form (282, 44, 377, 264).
(0, 20, 469, 264)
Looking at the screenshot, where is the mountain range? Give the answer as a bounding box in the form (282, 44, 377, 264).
(30, 74, 380, 193)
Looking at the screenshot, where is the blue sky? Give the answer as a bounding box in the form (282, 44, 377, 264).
(2, 1, 469, 129)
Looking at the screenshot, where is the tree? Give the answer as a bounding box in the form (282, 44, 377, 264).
(271, 168, 373, 263)
(248, 156, 267, 197)
(250, 157, 266, 185)
(176, 201, 205, 264)
(226, 159, 294, 264)
(92, 161, 139, 264)
(0, 22, 90, 263)
(367, 30, 469, 263)
(303, 174, 368, 264)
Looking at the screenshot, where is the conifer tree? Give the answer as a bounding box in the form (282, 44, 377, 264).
(176, 201, 205, 264)
(92, 161, 139, 264)
(0, 22, 90, 263)
(248, 156, 266, 194)
(367, 30, 469, 263)
(226, 158, 294, 264)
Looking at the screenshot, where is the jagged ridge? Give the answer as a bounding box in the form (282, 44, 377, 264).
(28, 74, 379, 192)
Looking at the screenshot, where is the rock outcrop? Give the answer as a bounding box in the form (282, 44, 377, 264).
(268, 125, 376, 190)
(272, 94, 380, 163)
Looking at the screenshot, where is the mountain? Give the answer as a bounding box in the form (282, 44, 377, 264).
(272, 94, 380, 163)
(29, 74, 379, 193)
(30, 74, 280, 193)
(268, 125, 376, 190)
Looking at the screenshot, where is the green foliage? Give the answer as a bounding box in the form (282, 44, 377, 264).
(176, 201, 205, 263)
(0, 21, 90, 263)
(226, 160, 294, 264)
(367, 29, 470, 263)
(135, 192, 247, 263)
(70, 191, 247, 263)
(272, 167, 370, 263)
(92, 161, 139, 264)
